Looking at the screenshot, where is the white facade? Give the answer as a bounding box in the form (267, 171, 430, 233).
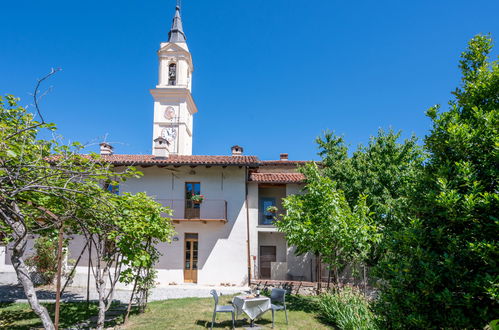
(122, 166, 249, 285)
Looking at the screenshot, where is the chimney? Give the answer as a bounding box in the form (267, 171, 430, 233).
(153, 137, 170, 158)
(280, 153, 289, 161)
(231, 145, 244, 156)
(100, 142, 114, 156)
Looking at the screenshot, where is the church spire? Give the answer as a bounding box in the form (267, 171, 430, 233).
(168, 4, 187, 43)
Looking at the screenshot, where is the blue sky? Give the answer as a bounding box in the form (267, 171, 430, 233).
(1, 0, 498, 160)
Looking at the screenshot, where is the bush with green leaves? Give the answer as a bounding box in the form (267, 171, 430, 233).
(319, 287, 377, 330)
(25, 236, 58, 285)
(375, 35, 499, 329)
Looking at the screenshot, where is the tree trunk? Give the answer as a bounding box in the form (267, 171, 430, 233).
(124, 268, 140, 324)
(54, 225, 64, 330)
(96, 262, 110, 330)
(327, 264, 331, 290)
(9, 217, 55, 330)
(363, 264, 368, 296)
(334, 265, 340, 288)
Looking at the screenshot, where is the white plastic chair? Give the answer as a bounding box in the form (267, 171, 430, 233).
(270, 288, 288, 328)
(210, 289, 235, 329)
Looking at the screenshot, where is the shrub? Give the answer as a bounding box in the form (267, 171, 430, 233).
(318, 287, 377, 330)
(25, 236, 59, 285)
(374, 35, 499, 329)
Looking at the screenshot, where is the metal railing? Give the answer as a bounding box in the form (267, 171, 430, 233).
(156, 199, 228, 221)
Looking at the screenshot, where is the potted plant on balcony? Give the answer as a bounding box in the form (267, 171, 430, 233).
(191, 194, 204, 204)
(266, 205, 278, 217)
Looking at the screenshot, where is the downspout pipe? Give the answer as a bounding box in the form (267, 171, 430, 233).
(245, 166, 252, 285)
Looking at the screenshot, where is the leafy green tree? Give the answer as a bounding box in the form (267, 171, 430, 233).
(276, 163, 378, 285)
(375, 35, 499, 329)
(69, 191, 174, 329)
(1, 73, 174, 329)
(317, 129, 425, 246)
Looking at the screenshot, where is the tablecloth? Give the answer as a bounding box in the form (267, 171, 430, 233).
(232, 295, 271, 320)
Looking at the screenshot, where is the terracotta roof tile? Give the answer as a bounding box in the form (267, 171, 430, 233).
(260, 160, 311, 166)
(101, 154, 260, 166)
(249, 172, 305, 184)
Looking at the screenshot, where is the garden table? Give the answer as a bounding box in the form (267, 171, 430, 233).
(232, 294, 271, 326)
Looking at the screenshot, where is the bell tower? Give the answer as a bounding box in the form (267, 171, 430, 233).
(151, 4, 197, 156)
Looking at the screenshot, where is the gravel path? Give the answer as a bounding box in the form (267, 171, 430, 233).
(0, 283, 248, 303)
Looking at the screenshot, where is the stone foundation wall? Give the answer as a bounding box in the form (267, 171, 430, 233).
(250, 279, 378, 298)
(250, 280, 326, 296)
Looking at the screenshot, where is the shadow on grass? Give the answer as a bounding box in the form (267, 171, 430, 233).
(285, 294, 319, 313)
(0, 284, 83, 303)
(195, 317, 273, 328)
(0, 301, 138, 330)
(0, 302, 97, 330)
(258, 290, 334, 328)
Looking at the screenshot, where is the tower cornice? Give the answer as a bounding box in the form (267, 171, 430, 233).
(150, 87, 198, 115)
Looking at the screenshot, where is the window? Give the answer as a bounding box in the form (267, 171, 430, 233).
(185, 182, 201, 218)
(168, 63, 177, 85)
(104, 182, 120, 195)
(185, 182, 201, 200)
(260, 198, 276, 225)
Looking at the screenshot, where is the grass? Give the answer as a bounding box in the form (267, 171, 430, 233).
(0, 301, 102, 329)
(124, 294, 331, 329)
(0, 294, 330, 329)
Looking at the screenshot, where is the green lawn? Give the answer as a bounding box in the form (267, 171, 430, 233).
(124, 294, 331, 329)
(0, 295, 330, 329)
(0, 301, 103, 329)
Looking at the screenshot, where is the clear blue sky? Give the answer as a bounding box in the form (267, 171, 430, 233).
(1, 0, 498, 160)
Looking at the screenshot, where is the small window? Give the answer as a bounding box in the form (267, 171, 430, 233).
(260, 198, 276, 225)
(104, 183, 120, 195)
(168, 63, 177, 86)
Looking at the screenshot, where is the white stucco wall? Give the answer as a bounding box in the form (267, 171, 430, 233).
(0, 170, 313, 287)
(258, 232, 287, 264)
(287, 246, 314, 281)
(120, 165, 249, 286)
(247, 182, 259, 278)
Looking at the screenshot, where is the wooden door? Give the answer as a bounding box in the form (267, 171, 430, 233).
(184, 233, 198, 283)
(259, 246, 276, 279)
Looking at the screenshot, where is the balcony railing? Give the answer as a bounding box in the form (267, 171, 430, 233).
(157, 199, 228, 223)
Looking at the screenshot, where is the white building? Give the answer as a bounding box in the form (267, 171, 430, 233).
(0, 5, 318, 287)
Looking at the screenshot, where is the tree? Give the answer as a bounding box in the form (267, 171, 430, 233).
(375, 35, 499, 329)
(276, 162, 378, 286)
(317, 129, 425, 257)
(1, 72, 174, 329)
(71, 192, 174, 328)
(0, 88, 108, 329)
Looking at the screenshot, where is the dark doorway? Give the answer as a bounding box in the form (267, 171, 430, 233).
(259, 246, 276, 279)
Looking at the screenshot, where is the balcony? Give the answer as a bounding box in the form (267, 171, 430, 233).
(157, 199, 228, 223)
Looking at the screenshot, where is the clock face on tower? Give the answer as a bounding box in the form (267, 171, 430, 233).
(161, 127, 177, 143)
(164, 107, 175, 120)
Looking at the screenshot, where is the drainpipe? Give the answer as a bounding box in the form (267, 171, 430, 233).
(245, 166, 252, 285)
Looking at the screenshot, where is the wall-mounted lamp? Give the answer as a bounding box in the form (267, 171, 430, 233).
(173, 236, 179, 242)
